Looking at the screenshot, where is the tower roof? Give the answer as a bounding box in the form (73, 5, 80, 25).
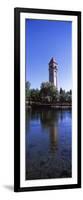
(49, 57, 58, 65)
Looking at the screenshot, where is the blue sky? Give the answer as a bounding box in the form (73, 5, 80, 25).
(25, 19, 72, 91)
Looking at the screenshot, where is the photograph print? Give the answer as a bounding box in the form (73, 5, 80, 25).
(14, 8, 81, 192)
(26, 19, 72, 180)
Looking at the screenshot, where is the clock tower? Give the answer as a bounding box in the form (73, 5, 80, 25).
(49, 57, 58, 88)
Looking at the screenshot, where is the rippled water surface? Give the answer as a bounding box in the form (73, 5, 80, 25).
(26, 109, 72, 180)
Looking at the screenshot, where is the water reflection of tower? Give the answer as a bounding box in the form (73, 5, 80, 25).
(49, 126, 58, 153)
(40, 110, 58, 153)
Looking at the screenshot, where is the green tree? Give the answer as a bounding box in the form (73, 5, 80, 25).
(40, 82, 58, 103)
(65, 91, 72, 103)
(59, 88, 66, 103)
(26, 81, 31, 100)
(30, 89, 40, 102)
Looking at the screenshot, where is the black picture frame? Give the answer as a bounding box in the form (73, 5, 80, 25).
(14, 7, 81, 192)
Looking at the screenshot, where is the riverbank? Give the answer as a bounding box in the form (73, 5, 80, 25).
(26, 101, 72, 109)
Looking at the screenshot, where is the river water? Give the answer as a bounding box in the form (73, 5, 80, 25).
(26, 109, 72, 180)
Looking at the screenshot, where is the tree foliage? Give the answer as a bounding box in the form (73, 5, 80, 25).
(26, 81, 31, 100)
(26, 81, 72, 104)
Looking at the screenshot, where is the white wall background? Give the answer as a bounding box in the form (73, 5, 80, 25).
(0, 0, 82, 199)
